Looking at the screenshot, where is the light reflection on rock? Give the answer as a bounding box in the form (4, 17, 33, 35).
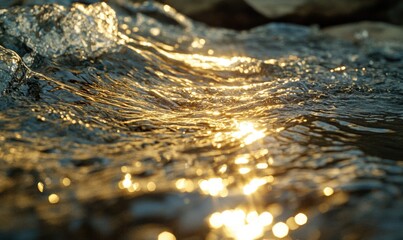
(0, 2, 118, 59)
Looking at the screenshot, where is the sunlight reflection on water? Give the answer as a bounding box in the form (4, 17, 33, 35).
(207, 208, 308, 239)
(213, 121, 267, 148)
(0, 1, 402, 239)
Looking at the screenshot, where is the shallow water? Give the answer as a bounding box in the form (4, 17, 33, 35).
(0, 1, 403, 240)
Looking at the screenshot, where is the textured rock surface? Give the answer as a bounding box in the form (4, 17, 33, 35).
(0, 0, 100, 8)
(0, 2, 118, 59)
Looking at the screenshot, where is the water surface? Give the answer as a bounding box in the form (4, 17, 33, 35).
(0, 1, 402, 240)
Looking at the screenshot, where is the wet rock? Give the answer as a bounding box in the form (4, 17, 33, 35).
(245, 0, 306, 18)
(323, 21, 403, 43)
(0, 45, 45, 100)
(155, 0, 269, 30)
(245, 0, 380, 18)
(0, 2, 118, 60)
(160, 0, 223, 15)
(0, 45, 26, 95)
(139, 0, 403, 29)
(0, 0, 101, 8)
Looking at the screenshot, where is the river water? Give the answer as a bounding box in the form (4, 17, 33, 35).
(0, 1, 402, 240)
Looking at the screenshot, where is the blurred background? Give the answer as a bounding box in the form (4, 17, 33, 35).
(1, 0, 402, 43)
(2, 0, 403, 29)
(150, 0, 403, 43)
(141, 0, 403, 30)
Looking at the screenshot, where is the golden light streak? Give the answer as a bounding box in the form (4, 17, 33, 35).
(157, 49, 261, 73)
(161, 53, 247, 69)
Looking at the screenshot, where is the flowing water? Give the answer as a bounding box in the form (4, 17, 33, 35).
(0, 1, 403, 240)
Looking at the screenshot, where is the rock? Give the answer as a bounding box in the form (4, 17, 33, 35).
(160, 0, 223, 15)
(101, 0, 403, 30)
(0, 2, 118, 60)
(0, 45, 26, 95)
(157, 0, 269, 30)
(0, 45, 43, 101)
(245, 0, 380, 18)
(323, 21, 403, 43)
(151, 0, 403, 30)
(244, 0, 306, 18)
(0, 0, 101, 8)
(243, 0, 403, 27)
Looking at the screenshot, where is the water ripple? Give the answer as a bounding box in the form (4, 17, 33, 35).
(0, 1, 402, 240)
